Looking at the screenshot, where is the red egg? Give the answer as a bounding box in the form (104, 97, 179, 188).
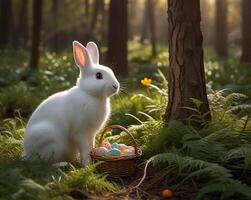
(102, 142, 112, 150)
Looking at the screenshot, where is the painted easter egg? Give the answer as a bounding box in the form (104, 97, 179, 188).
(120, 148, 126, 155)
(109, 148, 121, 156)
(97, 147, 109, 155)
(111, 142, 118, 149)
(118, 144, 128, 151)
(102, 142, 111, 150)
(128, 146, 135, 153)
(124, 149, 134, 156)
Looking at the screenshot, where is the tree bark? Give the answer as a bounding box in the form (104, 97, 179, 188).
(0, 0, 13, 49)
(147, 0, 157, 56)
(17, 0, 29, 47)
(241, 0, 251, 63)
(29, 0, 43, 69)
(164, 0, 211, 125)
(106, 0, 128, 77)
(215, 0, 228, 58)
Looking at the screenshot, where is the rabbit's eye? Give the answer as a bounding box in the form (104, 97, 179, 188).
(96, 72, 103, 80)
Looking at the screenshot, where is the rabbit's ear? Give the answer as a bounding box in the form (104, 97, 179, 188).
(86, 41, 99, 64)
(73, 41, 92, 68)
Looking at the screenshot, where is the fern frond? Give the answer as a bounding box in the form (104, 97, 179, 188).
(229, 104, 251, 118)
(223, 145, 251, 163)
(225, 93, 248, 106)
(61, 164, 118, 193)
(196, 180, 251, 200)
(151, 153, 230, 178)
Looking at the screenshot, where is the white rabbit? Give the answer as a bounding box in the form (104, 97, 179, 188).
(23, 41, 120, 166)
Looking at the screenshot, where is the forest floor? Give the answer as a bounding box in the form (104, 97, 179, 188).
(67, 164, 195, 200)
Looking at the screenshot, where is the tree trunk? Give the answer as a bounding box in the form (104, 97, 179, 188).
(215, 0, 228, 58)
(52, 0, 59, 52)
(241, 0, 251, 63)
(99, 0, 107, 43)
(140, 1, 149, 43)
(106, 0, 128, 77)
(0, 0, 13, 49)
(87, 0, 101, 40)
(84, 0, 89, 18)
(147, 0, 157, 56)
(17, 0, 29, 47)
(201, 0, 211, 44)
(164, 0, 211, 125)
(29, 0, 43, 69)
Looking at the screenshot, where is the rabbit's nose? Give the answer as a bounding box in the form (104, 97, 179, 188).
(112, 85, 118, 90)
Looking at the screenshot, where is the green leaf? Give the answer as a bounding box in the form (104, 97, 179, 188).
(190, 98, 203, 109)
(182, 133, 201, 141)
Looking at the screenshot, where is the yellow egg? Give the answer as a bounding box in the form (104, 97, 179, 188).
(118, 144, 128, 151)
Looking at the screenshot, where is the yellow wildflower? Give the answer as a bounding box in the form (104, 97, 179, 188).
(141, 77, 152, 87)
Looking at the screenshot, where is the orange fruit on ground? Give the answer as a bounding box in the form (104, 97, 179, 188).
(161, 189, 173, 199)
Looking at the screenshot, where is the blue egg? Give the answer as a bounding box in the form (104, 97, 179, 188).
(109, 148, 121, 156)
(111, 142, 118, 148)
(98, 147, 108, 155)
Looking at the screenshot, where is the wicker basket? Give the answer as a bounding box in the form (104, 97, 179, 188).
(90, 125, 142, 178)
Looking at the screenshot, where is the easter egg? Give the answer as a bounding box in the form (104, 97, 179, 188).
(124, 149, 134, 156)
(111, 142, 118, 149)
(161, 189, 173, 199)
(120, 148, 126, 155)
(118, 144, 128, 151)
(109, 148, 121, 156)
(102, 142, 111, 150)
(128, 146, 135, 153)
(97, 147, 108, 155)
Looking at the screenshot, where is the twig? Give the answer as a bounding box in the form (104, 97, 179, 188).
(133, 157, 154, 188)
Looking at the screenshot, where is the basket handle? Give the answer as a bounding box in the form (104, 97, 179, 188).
(98, 125, 139, 156)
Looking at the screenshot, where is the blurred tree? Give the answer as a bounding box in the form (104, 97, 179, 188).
(99, 0, 107, 43)
(84, 0, 89, 18)
(164, 0, 211, 125)
(87, 0, 102, 40)
(0, 0, 13, 50)
(29, 0, 43, 69)
(17, 0, 29, 47)
(107, 0, 128, 77)
(201, 0, 213, 44)
(140, 0, 157, 56)
(241, 0, 251, 63)
(215, 0, 228, 58)
(147, 0, 157, 56)
(140, 1, 148, 43)
(52, 0, 59, 52)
